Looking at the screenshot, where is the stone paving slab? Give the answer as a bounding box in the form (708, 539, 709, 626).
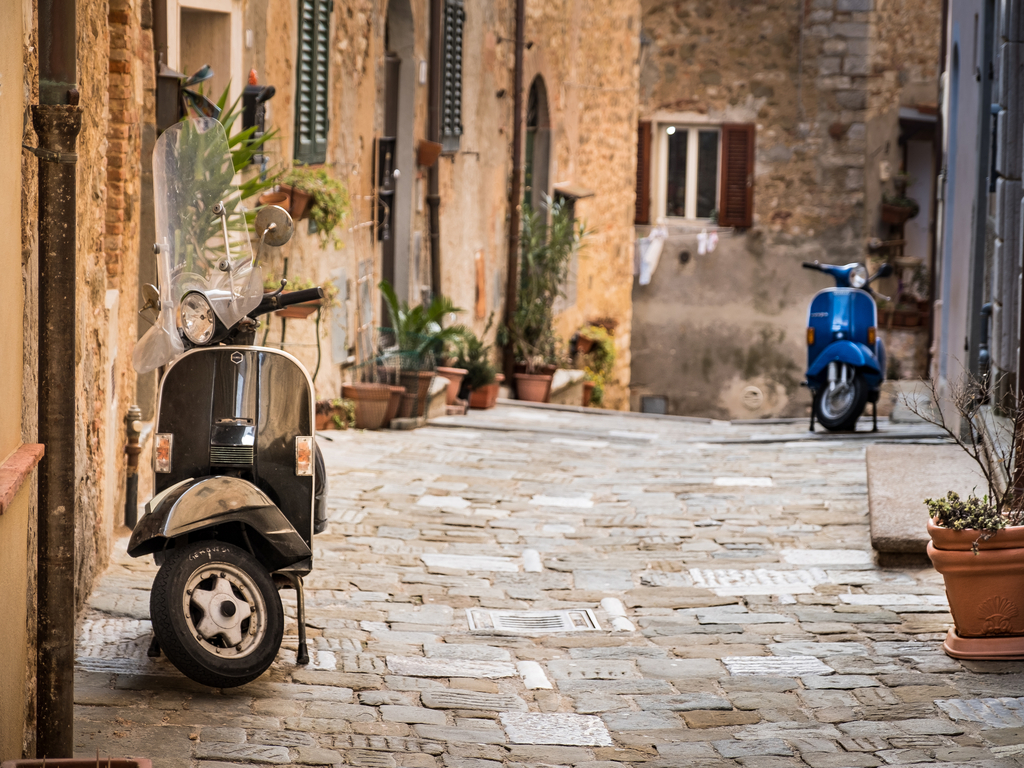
(72, 406, 1024, 768)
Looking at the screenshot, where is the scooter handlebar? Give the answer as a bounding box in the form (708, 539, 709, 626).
(802, 261, 824, 271)
(248, 286, 324, 318)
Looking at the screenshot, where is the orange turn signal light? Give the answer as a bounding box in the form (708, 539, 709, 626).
(867, 326, 876, 346)
(807, 327, 815, 345)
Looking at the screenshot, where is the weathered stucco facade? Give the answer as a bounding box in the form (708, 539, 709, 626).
(631, 0, 940, 419)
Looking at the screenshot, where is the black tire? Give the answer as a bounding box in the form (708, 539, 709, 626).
(150, 541, 283, 688)
(813, 373, 867, 431)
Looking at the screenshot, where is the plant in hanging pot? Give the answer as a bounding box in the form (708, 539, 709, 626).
(903, 374, 1024, 659)
(502, 197, 589, 402)
(379, 279, 466, 418)
(279, 166, 351, 248)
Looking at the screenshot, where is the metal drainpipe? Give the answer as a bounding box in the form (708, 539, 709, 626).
(502, 0, 526, 382)
(427, 0, 442, 296)
(33, 0, 81, 757)
(925, 0, 948, 378)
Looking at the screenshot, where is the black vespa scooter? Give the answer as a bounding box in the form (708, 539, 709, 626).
(130, 117, 327, 687)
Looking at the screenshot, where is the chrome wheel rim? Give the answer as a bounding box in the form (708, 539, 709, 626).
(181, 561, 267, 659)
(820, 382, 856, 421)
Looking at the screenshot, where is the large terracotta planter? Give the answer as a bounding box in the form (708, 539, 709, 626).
(342, 383, 391, 430)
(398, 370, 434, 418)
(928, 520, 1024, 658)
(279, 183, 314, 220)
(515, 372, 553, 403)
(469, 374, 503, 410)
(383, 385, 405, 427)
(436, 366, 468, 406)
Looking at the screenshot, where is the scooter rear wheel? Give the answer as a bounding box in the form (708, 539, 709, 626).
(814, 373, 867, 431)
(150, 541, 283, 688)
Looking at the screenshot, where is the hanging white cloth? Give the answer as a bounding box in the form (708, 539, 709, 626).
(707, 229, 719, 254)
(638, 225, 667, 286)
(697, 228, 708, 256)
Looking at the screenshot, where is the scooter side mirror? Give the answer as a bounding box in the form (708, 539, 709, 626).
(255, 204, 294, 248)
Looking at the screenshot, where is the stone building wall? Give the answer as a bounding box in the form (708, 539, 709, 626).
(630, 0, 939, 419)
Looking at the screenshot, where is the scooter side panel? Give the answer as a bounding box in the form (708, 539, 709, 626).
(157, 353, 216, 492)
(257, 351, 314, 547)
(807, 340, 880, 378)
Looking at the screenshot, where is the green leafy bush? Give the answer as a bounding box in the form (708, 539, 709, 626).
(926, 491, 1024, 553)
(454, 317, 498, 391)
(284, 167, 351, 248)
(579, 325, 615, 407)
(379, 280, 465, 370)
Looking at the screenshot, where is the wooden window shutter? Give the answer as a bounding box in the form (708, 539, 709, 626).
(440, 0, 465, 153)
(635, 121, 651, 225)
(294, 0, 331, 164)
(718, 123, 755, 227)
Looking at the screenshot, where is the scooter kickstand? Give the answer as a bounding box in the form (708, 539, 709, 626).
(285, 574, 310, 665)
(872, 399, 878, 432)
(147, 635, 161, 658)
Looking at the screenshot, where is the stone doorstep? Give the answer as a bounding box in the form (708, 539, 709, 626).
(866, 443, 986, 562)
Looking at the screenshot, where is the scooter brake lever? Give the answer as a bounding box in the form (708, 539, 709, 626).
(266, 279, 287, 299)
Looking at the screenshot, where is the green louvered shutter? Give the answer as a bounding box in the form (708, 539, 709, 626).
(294, 0, 331, 164)
(440, 0, 464, 153)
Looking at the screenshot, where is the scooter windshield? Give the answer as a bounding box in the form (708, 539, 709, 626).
(133, 118, 262, 374)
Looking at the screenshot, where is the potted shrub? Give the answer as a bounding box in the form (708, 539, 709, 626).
(379, 279, 466, 418)
(315, 398, 355, 430)
(881, 173, 920, 225)
(454, 320, 502, 409)
(502, 197, 589, 402)
(903, 374, 1024, 658)
(279, 166, 351, 248)
(577, 324, 615, 408)
(342, 382, 392, 429)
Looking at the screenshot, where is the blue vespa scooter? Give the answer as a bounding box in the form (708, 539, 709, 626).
(802, 260, 894, 431)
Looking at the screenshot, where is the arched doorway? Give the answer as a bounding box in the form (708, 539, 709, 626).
(524, 76, 551, 213)
(382, 0, 415, 313)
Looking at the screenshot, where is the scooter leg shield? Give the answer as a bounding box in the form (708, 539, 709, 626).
(314, 444, 328, 534)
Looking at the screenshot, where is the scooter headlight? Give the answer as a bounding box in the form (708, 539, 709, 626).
(850, 265, 868, 288)
(181, 292, 215, 345)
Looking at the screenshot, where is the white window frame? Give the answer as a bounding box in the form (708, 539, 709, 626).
(654, 123, 721, 222)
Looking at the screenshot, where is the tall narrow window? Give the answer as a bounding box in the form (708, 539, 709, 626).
(294, 0, 331, 164)
(696, 130, 719, 218)
(665, 127, 689, 217)
(440, 0, 465, 152)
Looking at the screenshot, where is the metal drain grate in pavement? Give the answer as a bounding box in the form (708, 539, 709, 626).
(467, 608, 601, 633)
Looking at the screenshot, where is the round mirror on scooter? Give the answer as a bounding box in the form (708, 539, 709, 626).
(255, 205, 294, 248)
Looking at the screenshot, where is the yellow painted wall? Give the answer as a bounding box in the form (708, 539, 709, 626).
(0, 0, 29, 757)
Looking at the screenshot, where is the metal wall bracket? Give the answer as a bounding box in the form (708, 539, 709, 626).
(22, 144, 78, 164)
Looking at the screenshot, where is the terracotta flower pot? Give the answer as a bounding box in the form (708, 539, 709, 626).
(582, 380, 596, 407)
(383, 385, 405, 427)
(515, 372, 553, 403)
(258, 190, 289, 208)
(436, 366, 468, 406)
(398, 391, 419, 418)
(881, 203, 915, 225)
(469, 374, 503, 410)
(341, 383, 391, 430)
(577, 336, 595, 354)
(928, 521, 1024, 640)
(279, 183, 314, 220)
(399, 370, 434, 418)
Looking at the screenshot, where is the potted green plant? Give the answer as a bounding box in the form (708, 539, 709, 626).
(315, 397, 356, 430)
(379, 279, 466, 417)
(454, 320, 503, 409)
(578, 324, 615, 407)
(277, 166, 351, 248)
(881, 172, 919, 225)
(502, 197, 589, 402)
(902, 374, 1024, 658)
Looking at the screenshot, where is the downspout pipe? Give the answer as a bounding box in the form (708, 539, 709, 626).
(33, 0, 81, 758)
(926, 0, 948, 377)
(427, 0, 442, 296)
(502, 0, 526, 381)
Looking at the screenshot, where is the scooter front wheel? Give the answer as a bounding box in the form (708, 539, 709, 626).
(150, 541, 283, 688)
(814, 372, 867, 431)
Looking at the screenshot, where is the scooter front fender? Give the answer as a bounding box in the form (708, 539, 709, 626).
(806, 340, 881, 379)
(127, 476, 312, 564)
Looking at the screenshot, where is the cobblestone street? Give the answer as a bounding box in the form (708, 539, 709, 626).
(73, 405, 1024, 768)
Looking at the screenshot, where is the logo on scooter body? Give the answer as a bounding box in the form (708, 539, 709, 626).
(230, 352, 243, 364)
